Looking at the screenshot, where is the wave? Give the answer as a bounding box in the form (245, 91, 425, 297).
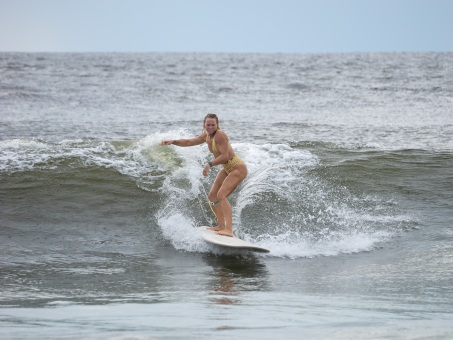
(152, 132, 418, 258)
(1, 131, 422, 258)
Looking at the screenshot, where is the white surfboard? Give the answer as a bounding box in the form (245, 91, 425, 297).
(198, 226, 270, 253)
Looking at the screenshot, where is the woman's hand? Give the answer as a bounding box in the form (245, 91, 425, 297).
(160, 140, 174, 146)
(203, 163, 210, 177)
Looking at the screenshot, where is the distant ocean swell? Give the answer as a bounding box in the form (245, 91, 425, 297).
(1, 130, 425, 259)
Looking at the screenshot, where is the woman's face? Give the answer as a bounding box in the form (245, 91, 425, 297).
(204, 118, 218, 135)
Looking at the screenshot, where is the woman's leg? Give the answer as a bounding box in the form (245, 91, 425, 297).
(216, 164, 247, 237)
(207, 169, 228, 230)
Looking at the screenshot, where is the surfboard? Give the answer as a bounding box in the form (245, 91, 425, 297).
(197, 226, 270, 253)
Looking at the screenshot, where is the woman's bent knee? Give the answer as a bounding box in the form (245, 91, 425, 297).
(216, 192, 228, 201)
(208, 192, 217, 202)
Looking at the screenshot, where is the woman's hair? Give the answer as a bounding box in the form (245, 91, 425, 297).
(203, 113, 219, 132)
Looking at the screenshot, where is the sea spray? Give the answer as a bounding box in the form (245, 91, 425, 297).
(153, 137, 406, 257)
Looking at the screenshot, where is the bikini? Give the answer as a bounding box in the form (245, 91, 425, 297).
(206, 130, 245, 174)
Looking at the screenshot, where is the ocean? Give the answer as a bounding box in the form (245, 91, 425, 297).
(1, 52, 452, 339)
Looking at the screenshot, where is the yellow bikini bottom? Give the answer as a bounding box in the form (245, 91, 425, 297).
(222, 155, 245, 174)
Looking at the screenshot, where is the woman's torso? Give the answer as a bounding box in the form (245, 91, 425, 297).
(205, 130, 235, 161)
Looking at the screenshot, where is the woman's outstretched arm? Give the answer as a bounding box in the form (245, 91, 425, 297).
(160, 134, 206, 147)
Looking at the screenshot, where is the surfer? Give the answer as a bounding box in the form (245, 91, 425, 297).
(160, 113, 247, 237)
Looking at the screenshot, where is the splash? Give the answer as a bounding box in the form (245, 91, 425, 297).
(154, 136, 403, 258)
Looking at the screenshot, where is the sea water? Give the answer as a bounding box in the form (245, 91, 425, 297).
(1, 52, 452, 339)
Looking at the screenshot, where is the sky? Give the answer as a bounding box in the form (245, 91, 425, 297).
(0, 0, 452, 53)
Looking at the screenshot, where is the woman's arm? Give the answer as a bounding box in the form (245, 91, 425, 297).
(160, 134, 206, 147)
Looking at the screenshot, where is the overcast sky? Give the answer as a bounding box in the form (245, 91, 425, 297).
(1, 0, 452, 53)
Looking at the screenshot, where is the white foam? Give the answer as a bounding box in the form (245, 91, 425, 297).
(0, 139, 53, 172)
(157, 211, 210, 253)
(153, 134, 401, 257)
(256, 229, 393, 259)
(236, 142, 318, 174)
(155, 137, 324, 255)
(0, 136, 170, 184)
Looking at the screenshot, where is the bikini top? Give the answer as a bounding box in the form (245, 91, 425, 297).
(206, 129, 231, 154)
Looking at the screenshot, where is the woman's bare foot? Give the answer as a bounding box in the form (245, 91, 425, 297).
(216, 230, 233, 237)
(208, 226, 224, 231)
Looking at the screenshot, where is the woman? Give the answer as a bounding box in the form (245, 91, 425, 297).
(160, 113, 247, 237)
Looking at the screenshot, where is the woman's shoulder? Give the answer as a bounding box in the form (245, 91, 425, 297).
(214, 129, 229, 142)
(216, 129, 228, 138)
